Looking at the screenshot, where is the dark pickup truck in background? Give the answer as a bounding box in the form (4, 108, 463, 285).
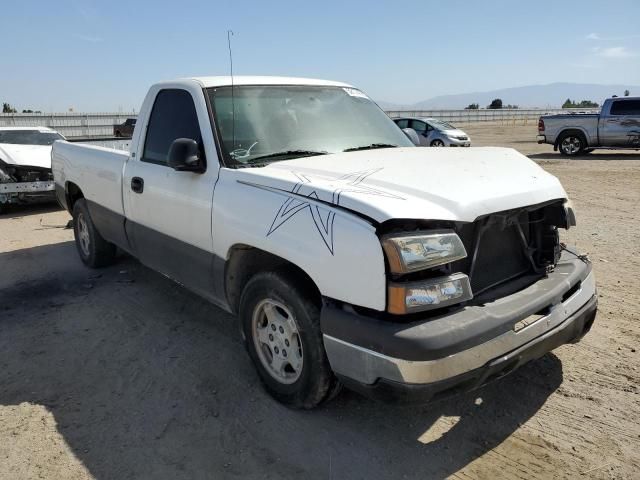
(113, 118, 137, 138)
(538, 97, 640, 156)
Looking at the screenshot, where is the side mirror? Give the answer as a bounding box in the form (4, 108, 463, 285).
(402, 128, 421, 146)
(168, 138, 203, 172)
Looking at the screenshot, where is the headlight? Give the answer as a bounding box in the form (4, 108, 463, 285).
(388, 273, 473, 314)
(381, 230, 467, 274)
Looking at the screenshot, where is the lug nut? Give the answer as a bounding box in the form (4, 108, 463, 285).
(285, 339, 290, 347)
(283, 350, 287, 357)
(279, 326, 284, 334)
(274, 346, 279, 354)
(269, 334, 274, 341)
(271, 324, 276, 331)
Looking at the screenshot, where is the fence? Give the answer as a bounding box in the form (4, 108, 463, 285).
(384, 108, 600, 124)
(0, 112, 137, 138)
(0, 108, 601, 138)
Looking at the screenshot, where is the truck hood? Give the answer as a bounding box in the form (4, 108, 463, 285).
(0, 143, 53, 169)
(234, 147, 567, 223)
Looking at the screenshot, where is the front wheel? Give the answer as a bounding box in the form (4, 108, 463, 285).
(239, 270, 338, 409)
(558, 133, 586, 156)
(431, 139, 446, 147)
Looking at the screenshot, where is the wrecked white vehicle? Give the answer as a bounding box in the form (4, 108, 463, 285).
(52, 77, 597, 408)
(0, 127, 63, 210)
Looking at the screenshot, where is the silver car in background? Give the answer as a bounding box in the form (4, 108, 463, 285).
(394, 117, 471, 147)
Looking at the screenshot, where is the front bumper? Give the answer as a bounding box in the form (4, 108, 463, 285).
(0, 181, 56, 206)
(322, 251, 596, 402)
(446, 138, 471, 147)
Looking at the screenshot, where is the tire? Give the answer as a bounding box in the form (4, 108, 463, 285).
(558, 132, 586, 156)
(431, 139, 446, 147)
(72, 198, 116, 268)
(239, 270, 338, 409)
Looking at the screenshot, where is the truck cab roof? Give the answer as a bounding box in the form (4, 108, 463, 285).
(166, 76, 354, 89)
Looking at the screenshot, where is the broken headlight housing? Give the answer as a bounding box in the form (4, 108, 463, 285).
(381, 230, 467, 274)
(0, 160, 15, 183)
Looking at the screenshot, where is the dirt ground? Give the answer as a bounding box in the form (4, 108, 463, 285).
(1, 124, 639, 479)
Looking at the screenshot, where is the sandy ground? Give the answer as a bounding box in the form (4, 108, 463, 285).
(1, 124, 639, 479)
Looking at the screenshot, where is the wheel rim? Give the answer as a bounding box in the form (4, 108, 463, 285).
(432, 140, 445, 147)
(77, 213, 91, 256)
(561, 136, 581, 154)
(251, 299, 304, 384)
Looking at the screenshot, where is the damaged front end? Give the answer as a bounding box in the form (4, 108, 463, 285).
(375, 198, 579, 318)
(0, 159, 56, 209)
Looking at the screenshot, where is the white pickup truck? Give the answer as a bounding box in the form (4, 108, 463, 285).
(52, 76, 597, 408)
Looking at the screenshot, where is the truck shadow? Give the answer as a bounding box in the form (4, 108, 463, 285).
(0, 241, 563, 479)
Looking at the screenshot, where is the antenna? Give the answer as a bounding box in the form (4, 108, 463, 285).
(227, 29, 235, 153)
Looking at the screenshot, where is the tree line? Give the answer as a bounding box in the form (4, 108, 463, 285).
(2, 102, 42, 113)
(465, 99, 518, 109)
(463, 89, 631, 110)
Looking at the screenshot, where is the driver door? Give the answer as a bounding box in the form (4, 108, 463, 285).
(123, 88, 219, 300)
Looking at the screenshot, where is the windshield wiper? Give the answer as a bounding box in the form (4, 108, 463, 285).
(247, 150, 328, 164)
(343, 143, 399, 152)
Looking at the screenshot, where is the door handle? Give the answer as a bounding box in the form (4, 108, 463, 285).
(131, 177, 144, 194)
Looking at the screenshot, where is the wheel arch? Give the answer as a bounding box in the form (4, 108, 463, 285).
(64, 181, 85, 214)
(555, 128, 591, 148)
(224, 244, 322, 315)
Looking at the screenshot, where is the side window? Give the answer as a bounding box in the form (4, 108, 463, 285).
(409, 120, 427, 133)
(395, 119, 409, 129)
(610, 100, 640, 116)
(142, 89, 203, 165)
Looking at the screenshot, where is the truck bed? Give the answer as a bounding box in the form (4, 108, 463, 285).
(539, 113, 600, 147)
(52, 141, 129, 216)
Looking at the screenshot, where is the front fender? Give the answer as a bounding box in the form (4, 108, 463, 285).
(212, 169, 387, 311)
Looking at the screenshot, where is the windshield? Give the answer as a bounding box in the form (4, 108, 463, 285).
(427, 119, 456, 131)
(207, 85, 413, 166)
(0, 130, 64, 146)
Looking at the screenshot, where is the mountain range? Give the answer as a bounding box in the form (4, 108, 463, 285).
(377, 82, 639, 110)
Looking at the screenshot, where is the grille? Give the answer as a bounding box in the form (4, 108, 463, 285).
(449, 205, 560, 301)
(468, 222, 530, 293)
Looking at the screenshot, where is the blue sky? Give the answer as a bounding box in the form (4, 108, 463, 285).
(2, 0, 639, 112)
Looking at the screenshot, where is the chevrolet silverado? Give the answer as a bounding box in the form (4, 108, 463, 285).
(52, 76, 597, 408)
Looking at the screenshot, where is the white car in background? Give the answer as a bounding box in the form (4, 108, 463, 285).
(394, 117, 471, 147)
(0, 127, 64, 210)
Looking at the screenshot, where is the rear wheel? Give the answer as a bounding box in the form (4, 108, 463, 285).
(239, 270, 338, 409)
(72, 199, 116, 268)
(558, 132, 586, 156)
(431, 139, 446, 147)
